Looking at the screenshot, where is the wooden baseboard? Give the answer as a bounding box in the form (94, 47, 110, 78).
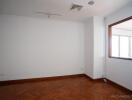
(0, 74, 85, 86)
(105, 78, 132, 93)
(0, 74, 104, 86)
(83, 74, 104, 82)
(84, 74, 131, 93)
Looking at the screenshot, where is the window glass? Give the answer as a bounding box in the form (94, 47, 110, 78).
(120, 36, 129, 58)
(131, 37, 132, 58)
(112, 35, 119, 57)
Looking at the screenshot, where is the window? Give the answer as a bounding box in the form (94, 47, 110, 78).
(111, 35, 119, 57)
(108, 16, 132, 60)
(131, 37, 132, 58)
(119, 36, 129, 58)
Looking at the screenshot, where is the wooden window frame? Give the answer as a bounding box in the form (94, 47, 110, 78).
(108, 16, 132, 60)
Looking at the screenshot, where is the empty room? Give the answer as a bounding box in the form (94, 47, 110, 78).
(0, 0, 132, 100)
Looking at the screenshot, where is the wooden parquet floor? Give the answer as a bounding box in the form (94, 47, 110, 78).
(0, 76, 131, 100)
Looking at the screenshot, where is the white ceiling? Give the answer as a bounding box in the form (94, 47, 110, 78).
(0, 0, 132, 21)
(113, 19, 132, 31)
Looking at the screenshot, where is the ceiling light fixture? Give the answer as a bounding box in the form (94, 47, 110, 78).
(88, 0, 95, 6)
(70, 0, 95, 11)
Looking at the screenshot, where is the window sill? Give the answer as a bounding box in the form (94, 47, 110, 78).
(109, 56, 132, 60)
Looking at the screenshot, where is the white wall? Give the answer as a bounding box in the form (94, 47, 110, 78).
(0, 15, 4, 80)
(93, 17, 105, 79)
(0, 14, 85, 81)
(105, 2, 132, 90)
(84, 17, 94, 78)
(84, 16, 105, 79)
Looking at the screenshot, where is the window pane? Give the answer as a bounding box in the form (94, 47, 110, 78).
(130, 37, 132, 58)
(112, 36, 119, 57)
(120, 36, 129, 58)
